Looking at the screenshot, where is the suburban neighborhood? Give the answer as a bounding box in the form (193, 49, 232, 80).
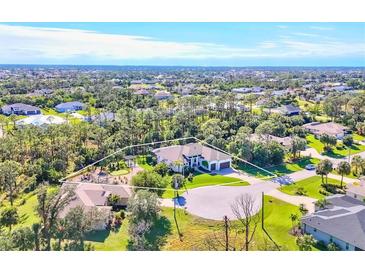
(0, 23, 364, 254)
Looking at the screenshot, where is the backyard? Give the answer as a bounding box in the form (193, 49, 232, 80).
(279, 176, 343, 199)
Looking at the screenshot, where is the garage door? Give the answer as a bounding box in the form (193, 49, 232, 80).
(219, 161, 230, 169)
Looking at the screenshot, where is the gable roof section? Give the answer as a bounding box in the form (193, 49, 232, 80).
(153, 143, 231, 163)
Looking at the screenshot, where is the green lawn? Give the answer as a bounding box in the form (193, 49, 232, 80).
(110, 169, 130, 176)
(9, 185, 59, 228)
(136, 155, 154, 171)
(353, 133, 365, 142)
(279, 176, 343, 199)
(88, 196, 303, 251)
(235, 157, 320, 178)
(86, 220, 130, 251)
(162, 173, 248, 198)
(306, 134, 365, 158)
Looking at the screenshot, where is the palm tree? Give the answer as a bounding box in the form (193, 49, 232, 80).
(171, 174, 185, 240)
(337, 161, 351, 188)
(316, 159, 333, 185)
(351, 155, 364, 178)
(315, 199, 331, 210)
(342, 135, 353, 163)
(289, 213, 298, 234)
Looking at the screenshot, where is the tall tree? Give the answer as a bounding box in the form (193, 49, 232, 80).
(337, 161, 351, 188)
(0, 206, 19, 232)
(0, 160, 21, 206)
(37, 186, 75, 251)
(316, 159, 333, 185)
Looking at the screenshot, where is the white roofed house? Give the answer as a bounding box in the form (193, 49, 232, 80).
(15, 115, 66, 127)
(152, 143, 232, 173)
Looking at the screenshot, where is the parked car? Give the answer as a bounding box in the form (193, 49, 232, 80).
(305, 164, 316, 170)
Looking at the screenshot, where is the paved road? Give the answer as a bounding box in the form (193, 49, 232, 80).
(162, 165, 361, 220)
(162, 168, 317, 220)
(181, 183, 274, 220)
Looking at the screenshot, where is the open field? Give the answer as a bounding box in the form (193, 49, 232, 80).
(88, 196, 303, 251)
(279, 176, 343, 199)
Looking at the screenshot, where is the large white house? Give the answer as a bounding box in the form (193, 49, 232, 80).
(152, 143, 232, 172)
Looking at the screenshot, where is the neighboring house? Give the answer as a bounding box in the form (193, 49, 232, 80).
(249, 134, 293, 148)
(60, 183, 132, 230)
(16, 115, 66, 127)
(301, 194, 365, 251)
(232, 87, 263, 93)
(346, 178, 365, 202)
(134, 89, 150, 96)
(154, 91, 172, 100)
(70, 112, 86, 120)
(90, 112, 116, 124)
(272, 104, 301, 116)
(1, 103, 41, 116)
(303, 122, 347, 139)
(55, 101, 85, 112)
(153, 143, 232, 172)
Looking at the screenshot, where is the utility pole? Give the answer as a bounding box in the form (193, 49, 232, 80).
(261, 192, 264, 229)
(223, 215, 229, 251)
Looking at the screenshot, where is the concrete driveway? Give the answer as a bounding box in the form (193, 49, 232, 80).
(181, 183, 274, 220)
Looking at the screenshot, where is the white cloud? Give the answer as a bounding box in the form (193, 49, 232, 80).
(292, 32, 321, 37)
(309, 26, 334, 31)
(0, 24, 362, 64)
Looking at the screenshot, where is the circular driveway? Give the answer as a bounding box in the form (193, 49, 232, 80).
(182, 183, 275, 220)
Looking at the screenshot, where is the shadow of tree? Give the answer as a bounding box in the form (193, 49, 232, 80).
(127, 216, 172, 251)
(84, 230, 111, 242)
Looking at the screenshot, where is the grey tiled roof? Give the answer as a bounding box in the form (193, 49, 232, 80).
(302, 195, 365, 249)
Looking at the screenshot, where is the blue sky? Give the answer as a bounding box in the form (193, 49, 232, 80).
(1, 23, 364, 66)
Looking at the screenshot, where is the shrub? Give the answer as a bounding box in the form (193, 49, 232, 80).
(295, 187, 307, 196)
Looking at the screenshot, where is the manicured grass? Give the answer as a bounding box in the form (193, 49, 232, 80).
(354, 133, 365, 142)
(306, 134, 365, 158)
(110, 169, 130, 176)
(235, 157, 320, 178)
(87, 196, 303, 251)
(162, 173, 247, 198)
(267, 158, 320, 176)
(87, 220, 130, 251)
(279, 176, 343, 199)
(256, 196, 304, 251)
(136, 155, 154, 171)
